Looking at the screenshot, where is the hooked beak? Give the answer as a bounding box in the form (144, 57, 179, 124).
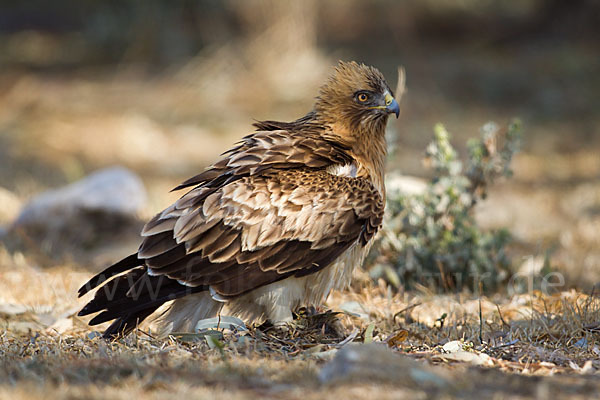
(384, 93, 400, 118)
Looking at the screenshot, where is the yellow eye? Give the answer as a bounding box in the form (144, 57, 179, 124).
(357, 93, 368, 102)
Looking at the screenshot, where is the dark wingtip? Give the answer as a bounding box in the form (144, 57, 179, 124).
(78, 284, 93, 297)
(170, 171, 211, 192)
(77, 254, 140, 297)
(89, 312, 111, 326)
(78, 282, 94, 297)
(78, 302, 104, 317)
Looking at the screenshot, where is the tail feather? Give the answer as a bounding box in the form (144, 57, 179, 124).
(78, 256, 206, 339)
(78, 268, 148, 317)
(102, 308, 160, 339)
(78, 254, 140, 297)
(86, 279, 202, 325)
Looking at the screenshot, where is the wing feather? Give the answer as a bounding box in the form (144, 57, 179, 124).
(171, 130, 352, 191)
(138, 231, 178, 259)
(138, 167, 383, 298)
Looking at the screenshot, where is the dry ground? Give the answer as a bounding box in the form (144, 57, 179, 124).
(1, 245, 600, 399)
(0, 242, 600, 399)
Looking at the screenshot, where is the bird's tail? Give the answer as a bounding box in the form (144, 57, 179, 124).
(77, 254, 204, 339)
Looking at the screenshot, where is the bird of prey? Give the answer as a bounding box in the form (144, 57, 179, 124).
(78, 61, 400, 338)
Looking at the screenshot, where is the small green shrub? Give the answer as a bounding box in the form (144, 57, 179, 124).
(370, 120, 521, 292)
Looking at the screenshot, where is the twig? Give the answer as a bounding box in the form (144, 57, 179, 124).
(496, 303, 510, 330)
(393, 302, 422, 323)
(478, 282, 483, 344)
(395, 66, 406, 104)
(491, 339, 519, 350)
(336, 329, 359, 348)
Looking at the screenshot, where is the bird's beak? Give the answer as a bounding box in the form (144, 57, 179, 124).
(385, 93, 400, 118)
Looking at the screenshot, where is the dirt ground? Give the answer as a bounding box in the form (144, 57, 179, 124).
(1, 253, 600, 399)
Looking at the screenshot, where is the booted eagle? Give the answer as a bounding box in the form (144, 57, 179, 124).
(78, 61, 400, 338)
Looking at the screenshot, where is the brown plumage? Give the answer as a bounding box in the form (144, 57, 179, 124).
(78, 61, 399, 338)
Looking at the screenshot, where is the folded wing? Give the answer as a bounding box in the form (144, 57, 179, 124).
(139, 168, 383, 297)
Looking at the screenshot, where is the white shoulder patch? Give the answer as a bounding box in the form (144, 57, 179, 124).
(326, 163, 358, 178)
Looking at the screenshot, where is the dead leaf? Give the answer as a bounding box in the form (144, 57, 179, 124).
(386, 330, 408, 347)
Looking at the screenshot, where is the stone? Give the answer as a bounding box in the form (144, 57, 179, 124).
(319, 343, 448, 388)
(9, 167, 146, 261)
(0, 186, 21, 225)
(15, 166, 146, 226)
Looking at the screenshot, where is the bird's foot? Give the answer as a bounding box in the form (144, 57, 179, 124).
(295, 307, 346, 338)
(270, 321, 291, 334)
(261, 307, 346, 339)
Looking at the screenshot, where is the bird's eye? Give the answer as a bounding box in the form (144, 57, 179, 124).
(357, 93, 369, 103)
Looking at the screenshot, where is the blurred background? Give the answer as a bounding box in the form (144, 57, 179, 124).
(0, 0, 598, 288)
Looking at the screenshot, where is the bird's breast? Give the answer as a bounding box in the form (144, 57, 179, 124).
(301, 241, 370, 304)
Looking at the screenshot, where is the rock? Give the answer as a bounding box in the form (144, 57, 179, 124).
(9, 167, 146, 261)
(15, 166, 146, 226)
(438, 340, 493, 366)
(0, 186, 21, 225)
(442, 340, 464, 353)
(319, 343, 448, 388)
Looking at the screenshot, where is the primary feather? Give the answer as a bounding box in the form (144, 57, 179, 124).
(78, 61, 397, 338)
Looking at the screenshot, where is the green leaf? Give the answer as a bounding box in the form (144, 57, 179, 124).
(172, 329, 224, 343)
(364, 323, 375, 344)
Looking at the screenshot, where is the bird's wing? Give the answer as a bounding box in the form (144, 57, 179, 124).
(138, 167, 383, 298)
(172, 129, 352, 191)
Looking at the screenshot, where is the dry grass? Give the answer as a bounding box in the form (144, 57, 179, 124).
(1, 241, 600, 399)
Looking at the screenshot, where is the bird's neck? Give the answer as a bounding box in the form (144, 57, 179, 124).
(300, 111, 387, 196)
(351, 130, 387, 197)
(323, 120, 387, 197)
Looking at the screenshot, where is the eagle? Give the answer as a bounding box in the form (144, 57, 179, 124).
(78, 61, 400, 338)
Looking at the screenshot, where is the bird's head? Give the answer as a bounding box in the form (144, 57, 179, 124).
(314, 61, 399, 139)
